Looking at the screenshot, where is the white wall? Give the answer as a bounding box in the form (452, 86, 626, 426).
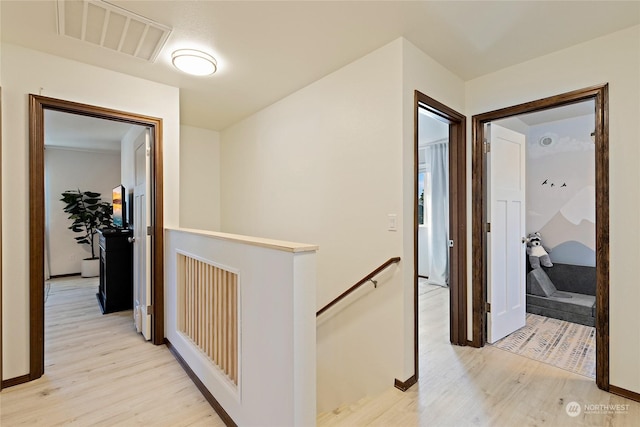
(494, 116, 529, 135)
(45, 148, 121, 275)
(496, 114, 597, 267)
(1, 43, 180, 380)
(527, 115, 596, 267)
(466, 25, 640, 394)
(0, 3, 4, 387)
(180, 125, 221, 231)
(220, 37, 466, 412)
(221, 39, 405, 412)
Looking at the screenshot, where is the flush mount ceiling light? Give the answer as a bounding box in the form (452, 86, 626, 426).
(171, 49, 217, 76)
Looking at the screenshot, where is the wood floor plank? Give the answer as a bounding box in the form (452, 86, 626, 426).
(6, 277, 640, 426)
(318, 285, 640, 426)
(0, 277, 225, 426)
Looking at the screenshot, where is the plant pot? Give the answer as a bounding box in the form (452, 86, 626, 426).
(81, 258, 100, 278)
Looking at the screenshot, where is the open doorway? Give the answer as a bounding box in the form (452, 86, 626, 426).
(406, 91, 466, 390)
(417, 112, 449, 290)
(28, 95, 165, 381)
(471, 84, 609, 390)
(44, 109, 152, 336)
(485, 101, 597, 379)
(44, 111, 136, 281)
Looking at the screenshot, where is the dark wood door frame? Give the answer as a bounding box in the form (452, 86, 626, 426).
(28, 95, 165, 382)
(470, 84, 609, 390)
(400, 91, 467, 390)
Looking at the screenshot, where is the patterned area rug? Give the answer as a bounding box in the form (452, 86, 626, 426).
(493, 313, 595, 378)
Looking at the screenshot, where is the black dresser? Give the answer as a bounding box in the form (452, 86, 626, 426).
(97, 229, 133, 314)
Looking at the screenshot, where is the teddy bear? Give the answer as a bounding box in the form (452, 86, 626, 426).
(526, 231, 553, 269)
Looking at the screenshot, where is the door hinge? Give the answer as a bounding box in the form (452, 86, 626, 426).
(146, 305, 153, 315)
(484, 139, 490, 153)
(486, 222, 491, 233)
(485, 302, 491, 313)
(147, 226, 152, 236)
(448, 239, 454, 248)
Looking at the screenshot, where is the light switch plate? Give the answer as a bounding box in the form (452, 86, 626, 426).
(388, 214, 397, 231)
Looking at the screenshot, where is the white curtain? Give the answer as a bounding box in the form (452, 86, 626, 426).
(425, 142, 449, 286)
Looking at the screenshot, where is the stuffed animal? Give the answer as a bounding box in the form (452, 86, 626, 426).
(526, 232, 553, 269)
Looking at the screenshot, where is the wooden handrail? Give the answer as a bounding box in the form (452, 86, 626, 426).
(316, 257, 401, 317)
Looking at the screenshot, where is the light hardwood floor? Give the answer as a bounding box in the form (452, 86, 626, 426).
(318, 285, 640, 426)
(0, 277, 225, 426)
(4, 278, 639, 426)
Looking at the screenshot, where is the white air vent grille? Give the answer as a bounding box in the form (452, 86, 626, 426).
(56, 0, 171, 62)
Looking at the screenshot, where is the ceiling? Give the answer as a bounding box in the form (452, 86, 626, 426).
(2, 1, 639, 131)
(517, 100, 595, 126)
(418, 110, 448, 147)
(45, 109, 141, 152)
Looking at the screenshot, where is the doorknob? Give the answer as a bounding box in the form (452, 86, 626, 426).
(128, 237, 136, 243)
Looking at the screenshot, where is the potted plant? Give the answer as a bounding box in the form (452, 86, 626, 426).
(60, 189, 113, 277)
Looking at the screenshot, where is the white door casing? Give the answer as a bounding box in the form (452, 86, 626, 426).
(133, 129, 152, 340)
(487, 123, 527, 343)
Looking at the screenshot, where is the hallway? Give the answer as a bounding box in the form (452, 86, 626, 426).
(3, 277, 639, 426)
(318, 283, 640, 426)
(0, 277, 223, 426)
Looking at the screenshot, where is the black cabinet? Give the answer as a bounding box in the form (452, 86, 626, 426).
(97, 229, 133, 314)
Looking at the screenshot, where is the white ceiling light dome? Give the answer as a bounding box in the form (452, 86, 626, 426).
(172, 49, 217, 76)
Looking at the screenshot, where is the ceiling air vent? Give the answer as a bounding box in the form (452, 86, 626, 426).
(56, 0, 172, 62)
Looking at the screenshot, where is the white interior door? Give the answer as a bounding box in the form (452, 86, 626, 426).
(133, 129, 152, 340)
(487, 123, 526, 343)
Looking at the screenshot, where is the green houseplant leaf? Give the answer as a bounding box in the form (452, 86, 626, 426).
(61, 189, 113, 259)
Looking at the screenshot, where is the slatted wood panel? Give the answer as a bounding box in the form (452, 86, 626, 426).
(178, 254, 238, 385)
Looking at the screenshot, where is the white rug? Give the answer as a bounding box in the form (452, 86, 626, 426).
(492, 313, 596, 378)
